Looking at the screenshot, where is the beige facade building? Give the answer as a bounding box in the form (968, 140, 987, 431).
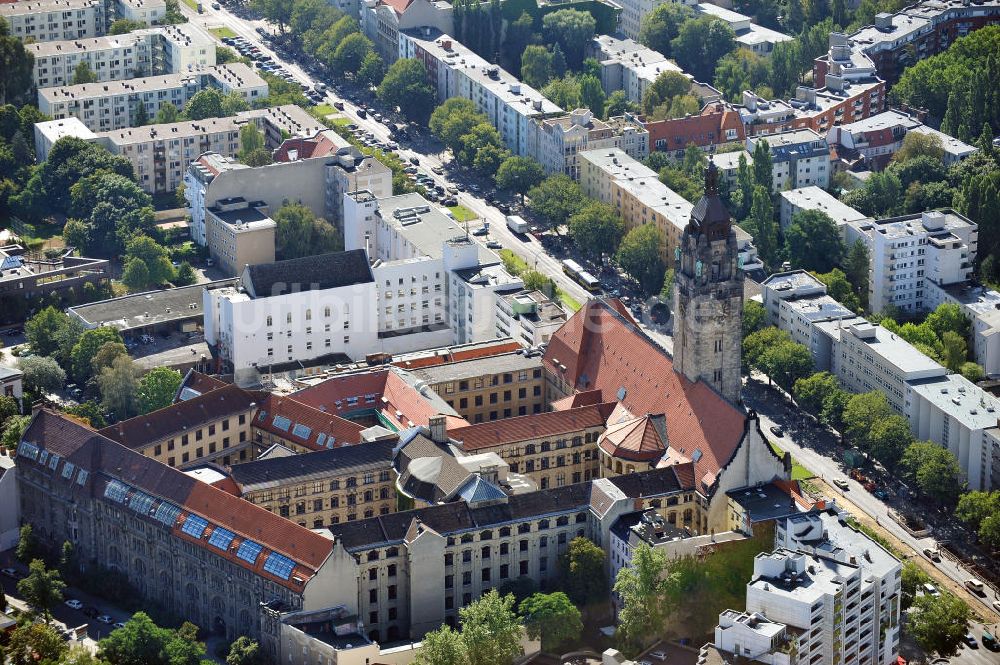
(203, 198, 277, 277)
(99, 384, 258, 468)
(231, 438, 398, 529)
(530, 109, 649, 179)
(579, 148, 693, 259)
(39, 63, 268, 132)
(0, 0, 105, 43)
(409, 352, 546, 424)
(28, 22, 216, 89)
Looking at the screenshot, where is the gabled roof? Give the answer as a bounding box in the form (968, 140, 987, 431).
(174, 369, 228, 403)
(598, 413, 668, 462)
(99, 384, 256, 449)
(229, 438, 395, 489)
(243, 249, 374, 298)
(254, 393, 366, 451)
(543, 299, 746, 490)
(449, 403, 616, 451)
(19, 410, 333, 590)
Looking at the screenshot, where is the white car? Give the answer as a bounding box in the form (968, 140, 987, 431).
(65, 599, 83, 610)
(96, 614, 113, 624)
(833, 478, 850, 490)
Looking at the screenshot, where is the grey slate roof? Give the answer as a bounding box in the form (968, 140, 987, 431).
(229, 439, 396, 489)
(244, 249, 374, 298)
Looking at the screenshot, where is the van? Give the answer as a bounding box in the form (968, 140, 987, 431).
(922, 582, 939, 597)
(966, 578, 985, 594)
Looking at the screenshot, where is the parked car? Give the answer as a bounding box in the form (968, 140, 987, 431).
(113, 622, 127, 630)
(922, 582, 940, 597)
(923, 547, 941, 562)
(769, 425, 784, 437)
(486, 240, 502, 249)
(65, 599, 83, 610)
(964, 633, 978, 648)
(1, 567, 19, 579)
(966, 578, 985, 595)
(96, 615, 114, 625)
(472, 227, 489, 237)
(833, 478, 850, 490)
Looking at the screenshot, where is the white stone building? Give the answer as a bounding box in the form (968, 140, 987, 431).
(925, 282, 1000, 378)
(27, 23, 216, 89)
(0, 0, 106, 42)
(778, 186, 868, 233)
(38, 63, 268, 132)
(746, 129, 831, 191)
(585, 35, 687, 104)
(494, 290, 566, 347)
(693, 3, 793, 54)
(845, 210, 977, 315)
(826, 110, 978, 169)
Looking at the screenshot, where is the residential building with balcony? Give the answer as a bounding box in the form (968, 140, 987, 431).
(827, 109, 978, 170)
(586, 34, 687, 104)
(529, 109, 648, 179)
(925, 282, 1000, 377)
(845, 210, 977, 314)
(642, 102, 745, 156)
(0, 0, 106, 42)
(360, 0, 453, 61)
(399, 28, 563, 157)
(27, 22, 216, 89)
(579, 148, 693, 260)
(494, 289, 567, 347)
(38, 63, 268, 132)
(746, 129, 831, 191)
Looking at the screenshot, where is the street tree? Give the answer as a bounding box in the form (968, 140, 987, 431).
(519, 592, 583, 652)
(558, 537, 608, 607)
(792, 371, 840, 419)
(471, 143, 511, 176)
(907, 593, 969, 656)
(901, 440, 965, 505)
(616, 224, 665, 295)
(17, 559, 66, 622)
(743, 327, 789, 374)
(138, 367, 182, 414)
(901, 560, 930, 609)
(378, 58, 435, 124)
(569, 201, 623, 260)
(527, 175, 586, 230)
(742, 299, 767, 338)
(842, 391, 893, 452)
(868, 414, 914, 467)
(955, 490, 1000, 531)
(17, 355, 65, 394)
(759, 338, 814, 391)
(331, 32, 373, 74)
(459, 590, 523, 665)
(15, 523, 36, 563)
(357, 51, 386, 88)
(429, 98, 482, 152)
(6, 622, 67, 665)
(495, 156, 544, 201)
(784, 210, 843, 272)
(98, 355, 140, 422)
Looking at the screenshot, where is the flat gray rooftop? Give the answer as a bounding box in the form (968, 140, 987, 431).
(410, 352, 542, 385)
(68, 279, 237, 330)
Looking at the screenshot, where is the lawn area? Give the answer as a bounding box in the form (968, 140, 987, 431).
(180, 0, 199, 10)
(323, 110, 348, 123)
(770, 441, 815, 481)
(209, 26, 237, 40)
(448, 205, 477, 223)
(498, 249, 528, 275)
(558, 289, 581, 312)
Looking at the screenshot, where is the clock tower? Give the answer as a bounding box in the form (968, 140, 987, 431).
(672, 160, 743, 404)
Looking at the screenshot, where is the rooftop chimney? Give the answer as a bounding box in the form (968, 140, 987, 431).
(428, 415, 448, 443)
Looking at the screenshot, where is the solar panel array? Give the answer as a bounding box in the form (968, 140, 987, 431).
(181, 514, 209, 538)
(208, 526, 236, 551)
(263, 552, 296, 580)
(236, 540, 263, 565)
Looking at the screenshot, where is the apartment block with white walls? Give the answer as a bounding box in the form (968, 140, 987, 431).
(845, 210, 977, 315)
(0, 0, 105, 42)
(746, 129, 831, 191)
(925, 282, 1000, 378)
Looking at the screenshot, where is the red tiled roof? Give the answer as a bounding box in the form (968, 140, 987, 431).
(598, 413, 668, 462)
(99, 384, 256, 449)
(644, 103, 746, 151)
(272, 132, 342, 163)
(392, 339, 522, 370)
(173, 369, 228, 403)
(380, 0, 414, 14)
(255, 393, 366, 450)
(550, 388, 604, 411)
(543, 299, 746, 490)
(450, 403, 616, 451)
(21, 410, 333, 591)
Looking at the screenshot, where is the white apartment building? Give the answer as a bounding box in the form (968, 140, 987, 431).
(615, 0, 668, 40)
(773, 511, 902, 664)
(114, 0, 165, 25)
(845, 210, 977, 314)
(743, 549, 881, 665)
(906, 374, 1000, 491)
(344, 191, 522, 349)
(494, 290, 566, 347)
(579, 148, 692, 259)
(826, 110, 978, 169)
(0, 0, 105, 42)
(529, 109, 648, 179)
(585, 35, 687, 104)
(38, 63, 268, 132)
(778, 186, 868, 233)
(204, 250, 380, 386)
(27, 23, 216, 89)
(746, 129, 831, 191)
(925, 282, 1000, 378)
(398, 29, 562, 157)
(33, 116, 97, 162)
(693, 3, 793, 54)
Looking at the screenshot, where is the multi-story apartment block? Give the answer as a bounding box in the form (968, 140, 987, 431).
(408, 352, 546, 423)
(925, 282, 1000, 377)
(845, 210, 977, 314)
(27, 22, 216, 89)
(360, 0, 453, 61)
(398, 29, 562, 157)
(586, 35, 688, 104)
(616, 0, 665, 40)
(204, 250, 379, 385)
(746, 129, 831, 191)
(98, 383, 258, 468)
(579, 148, 693, 259)
(827, 109, 978, 170)
(0, 0, 106, 42)
(230, 438, 398, 528)
(344, 190, 522, 345)
(494, 289, 567, 347)
(113, 0, 165, 24)
(530, 109, 648, 179)
(16, 409, 355, 662)
(779, 186, 868, 232)
(200, 194, 277, 278)
(693, 3, 793, 54)
(818, 0, 1000, 85)
(0, 244, 109, 307)
(39, 63, 268, 132)
(642, 102, 745, 155)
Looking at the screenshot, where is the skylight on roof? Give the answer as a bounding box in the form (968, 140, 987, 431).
(292, 423, 312, 440)
(18, 441, 39, 461)
(76, 469, 89, 486)
(61, 461, 75, 480)
(236, 540, 263, 565)
(153, 501, 182, 526)
(273, 415, 291, 431)
(181, 514, 209, 538)
(208, 526, 236, 551)
(48, 454, 60, 470)
(263, 552, 296, 580)
(129, 491, 155, 515)
(104, 480, 129, 503)
(316, 433, 326, 447)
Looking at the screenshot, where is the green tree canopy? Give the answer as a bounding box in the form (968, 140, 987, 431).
(541, 9, 596, 68)
(226, 637, 265, 665)
(70, 326, 123, 383)
(784, 210, 844, 273)
(17, 355, 66, 394)
(569, 201, 624, 260)
(24, 306, 77, 358)
(742, 298, 767, 339)
(429, 98, 483, 153)
(527, 175, 586, 229)
(793, 371, 841, 419)
(616, 223, 666, 295)
(274, 203, 342, 260)
(413, 625, 467, 665)
(495, 156, 545, 200)
(671, 16, 736, 82)
(331, 32, 374, 74)
(378, 58, 436, 124)
(6, 622, 67, 665)
(98, 355, 140, 422)
(519, 592, 582, 651)
(907, 592, 970, 656)
(0, 17, 34, 106)
(613, 543, 670, 655)
(901, 440, 965, 505)
(558, 536, 608, 607)
(842, 391, 894, 452)
(138, 367, 182, 414)
(357, 51, 386, 88)
(99, 611, 207, 665)
(71, 62, 98, 85)
(638, 2, 693, 57)
(520, 44, 554, 89)
(183, 87, 225, 120)
(459, 589, 523, 665)
(17, 559, 65, 622)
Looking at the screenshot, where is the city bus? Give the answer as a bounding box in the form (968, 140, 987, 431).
(562, 259, 602, 293)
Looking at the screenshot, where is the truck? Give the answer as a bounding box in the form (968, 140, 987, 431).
(506, 215, 528, 234)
